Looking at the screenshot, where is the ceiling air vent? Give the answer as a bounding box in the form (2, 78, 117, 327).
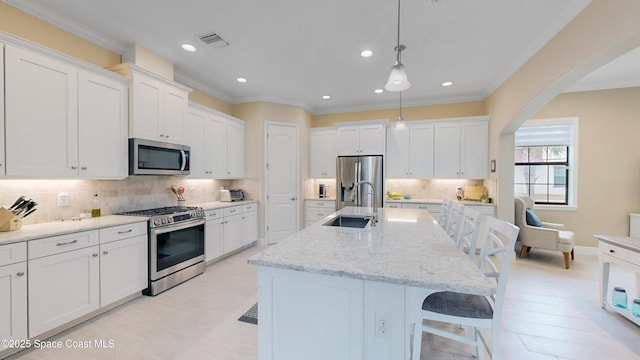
(198, 32, 230, 48)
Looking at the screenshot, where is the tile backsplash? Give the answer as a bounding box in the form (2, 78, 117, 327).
(0, 177, 259, 225)
(385, 179, 487, 200)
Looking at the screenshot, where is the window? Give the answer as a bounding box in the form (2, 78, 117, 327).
(514, 118, 577, 207)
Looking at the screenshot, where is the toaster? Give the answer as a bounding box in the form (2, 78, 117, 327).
(220, 189, 245, 202)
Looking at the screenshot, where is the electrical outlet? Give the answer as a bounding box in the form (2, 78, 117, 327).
(57, 192, 70, 207)
(375, 312, 392, 339)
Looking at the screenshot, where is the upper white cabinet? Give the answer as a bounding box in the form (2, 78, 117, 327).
(386, 122, 434, 178)
(310, 128, 337, 178)
(111, 63, 191, 144)
(185, 103, 245, 179)
(336, 122, 386, 156)
(434, 117, 489, 179)
(4, 44, 128, 179)
(78, 70, 128, 178)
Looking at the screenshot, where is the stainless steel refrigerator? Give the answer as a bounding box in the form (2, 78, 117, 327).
(336, 155, 384, 210)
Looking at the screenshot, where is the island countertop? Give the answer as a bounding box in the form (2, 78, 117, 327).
(248, 206, 496, 296)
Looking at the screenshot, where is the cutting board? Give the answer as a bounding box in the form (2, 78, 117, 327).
(463, 186, 486, 201)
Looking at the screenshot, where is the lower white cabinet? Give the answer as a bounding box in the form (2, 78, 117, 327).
(205, 203, 258, 262)
(99, 222, 147, 307)
(0, 242, 27, 343)
(28, 234, 100, 337)
(304, 199, 336, 227)
(223, 206, 243, 253)
(241, 203, 258, 246)
(27, 222, 148, 338)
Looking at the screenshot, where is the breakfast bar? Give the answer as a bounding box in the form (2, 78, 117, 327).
(248, 207, 495, 360)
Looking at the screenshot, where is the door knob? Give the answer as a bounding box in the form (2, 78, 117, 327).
(290, 197, 297, 201)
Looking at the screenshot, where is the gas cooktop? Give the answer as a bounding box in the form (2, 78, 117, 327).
(119, 206, 205, 227)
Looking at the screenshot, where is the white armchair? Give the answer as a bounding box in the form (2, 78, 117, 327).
(514, 196, 575, 269)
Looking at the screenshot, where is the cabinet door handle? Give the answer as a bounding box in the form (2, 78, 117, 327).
(71, 166, 78, 170)
(81, 166, 87, 170)
(16, 272, 25, 277)
(118, 229, 133, 234)
(92, 253, 99, 257)
(57, 240, 78, 247)
(103, 250, 109, 255)
(610, 249, 615, 253)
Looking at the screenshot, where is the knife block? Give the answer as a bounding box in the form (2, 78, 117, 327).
(0, 208, 22, 231)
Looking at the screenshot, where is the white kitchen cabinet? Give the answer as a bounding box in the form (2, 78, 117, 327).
(310, 128, 337, 178)
(28, 230, 100, 337)
(78, 70, 129, 178)
(304, 199, 336, 227)
(0, 243, 27, 343)
(5, 44, 78, 177)
(223, 206, 243, 253)
(99, 222, 148, 307)
(111, 63, 191, 144)
(241, 203, 258, 246)
(4, 45, 129, 179)
(0, 44, 5, 177)
(336, 123, 386, 156)
(386, 122, 434, 178)
(434, 118, 489, 179)
(185, 103, 245, 179)
(205, 209, 225, 261)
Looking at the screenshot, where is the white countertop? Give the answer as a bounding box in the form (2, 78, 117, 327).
(595, 234, 640, 252)
(0, 215, 146, 246)
(248, 206, 496, 296)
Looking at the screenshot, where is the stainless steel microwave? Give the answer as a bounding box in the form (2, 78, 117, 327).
(129, 138, 190, 176)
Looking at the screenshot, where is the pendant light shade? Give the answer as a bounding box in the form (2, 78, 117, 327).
(385, 61, 411, 92)
(386, 0, 410, 92)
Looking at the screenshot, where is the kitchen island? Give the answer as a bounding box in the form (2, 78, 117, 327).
(248, 207, 495, 360)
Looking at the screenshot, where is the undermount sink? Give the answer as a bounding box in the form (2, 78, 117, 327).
(323, 215, 371, 228)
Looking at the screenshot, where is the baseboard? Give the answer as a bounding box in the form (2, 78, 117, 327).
(574, 245, 598, 256)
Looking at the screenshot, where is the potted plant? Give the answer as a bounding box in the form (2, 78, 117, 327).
(479, 193, 490, 203)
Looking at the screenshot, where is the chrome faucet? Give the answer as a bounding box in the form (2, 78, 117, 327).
(350, 181, 378, 225)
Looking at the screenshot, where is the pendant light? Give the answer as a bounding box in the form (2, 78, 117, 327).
(385, 0, 411, 92)
(395, 91, 407, 130)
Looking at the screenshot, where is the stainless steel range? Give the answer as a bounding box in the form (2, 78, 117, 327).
(120, 206, 205, 295)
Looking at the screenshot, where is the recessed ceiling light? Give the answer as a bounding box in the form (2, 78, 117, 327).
(181, 43, 197, 52)
(441, 81, 454, 87)
(360, 50, 373, 58)
(236, 77, 248, 83)
(374, 89, 384, 94)
(322, 95, 331, 100)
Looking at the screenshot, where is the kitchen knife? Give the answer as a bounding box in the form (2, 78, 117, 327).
(9, 196, 26, 210)
(22, 208, 37, 218)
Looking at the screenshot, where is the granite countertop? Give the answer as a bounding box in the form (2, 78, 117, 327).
(385, 198, 496, 206)
(594, 234, 640, 253)
(248, 206, 496, 296)
(0, 215, 147, 246)
(194, 200, 257, 211)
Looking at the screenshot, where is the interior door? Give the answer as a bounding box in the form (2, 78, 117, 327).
(266, 123, 298, 244)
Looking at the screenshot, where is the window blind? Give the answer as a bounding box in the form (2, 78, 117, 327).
(515, 123, 573, 147)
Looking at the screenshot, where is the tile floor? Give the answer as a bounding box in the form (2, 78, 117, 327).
(6, 245, 640, 360)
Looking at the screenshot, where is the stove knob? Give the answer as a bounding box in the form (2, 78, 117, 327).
(168, 218, 174, 223)
(162, 218, 167, 224)
(153, 219, 161, 226)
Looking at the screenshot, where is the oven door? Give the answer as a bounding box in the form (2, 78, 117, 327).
(149, 219, 205, 281)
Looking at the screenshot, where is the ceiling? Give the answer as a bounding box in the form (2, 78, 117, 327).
(7, 0, 634, 115)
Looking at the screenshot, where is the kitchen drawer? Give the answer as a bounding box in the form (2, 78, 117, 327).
(385, 203, 401, 208)
(305, 200, 335, 209)
(599, 241, 630, 262)
(629, 250, 640, 266)
(468, 204, 495, 216)
(99, 222, 147, 244)
(305, 208, 333, 223)
(241, 202, 257, 213)
(0, 242, 27, 266)
(224, 206, 242, 217)
(402, 203, 440, 213)
(205, 209, 224, 220)
(29, 230, 99, 259)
